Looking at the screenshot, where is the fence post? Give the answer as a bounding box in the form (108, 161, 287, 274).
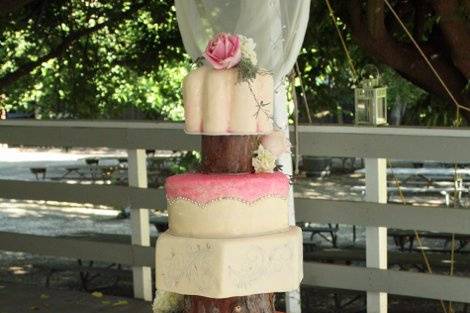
(0, 105, 7, 150)
(127, 149, 152, 301)
(365, 158, 388, 313)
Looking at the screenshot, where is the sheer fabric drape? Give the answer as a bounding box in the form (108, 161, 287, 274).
(175, 0, 310, 86)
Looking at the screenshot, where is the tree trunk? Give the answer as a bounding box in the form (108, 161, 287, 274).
(186, 294, 276, 313)
(201, 135, 257, 173)
(186, 135, 276, 313)
(341, 0, 470, 120)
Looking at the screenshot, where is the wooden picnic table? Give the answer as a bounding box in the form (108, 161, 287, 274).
(297, 222, 340, 248)
(388, 229, 470, 252)
(56, 232, 157, 291)
(30, 167, 47, 180)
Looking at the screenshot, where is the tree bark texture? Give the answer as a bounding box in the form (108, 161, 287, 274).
(340, 0, 470, 119)
(187, 135, 276, 313)
(186, 294, 276, 313)
(201, 135, 258, 173)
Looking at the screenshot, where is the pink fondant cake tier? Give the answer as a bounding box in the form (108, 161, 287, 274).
(165, 172, 290, 237)
(183, 65, 273, 135)
(165, 172, 289, 204)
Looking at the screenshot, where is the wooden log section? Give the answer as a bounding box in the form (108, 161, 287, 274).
(201, 135, 258, 173)
(186, 294, 276, 313)
(187, 135, 276, 313)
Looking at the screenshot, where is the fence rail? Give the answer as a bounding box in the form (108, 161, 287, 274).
(0, 231, 154, 267)
(1, 120, 470, 309)
(0, 179, 166, 210)
(304, 262, 470, 303)
(295, 198, 470, 235)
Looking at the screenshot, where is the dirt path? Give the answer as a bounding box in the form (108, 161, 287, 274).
(0, 282, 152, 313)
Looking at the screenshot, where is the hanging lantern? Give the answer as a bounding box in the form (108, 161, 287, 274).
(354, 68, 388, 126)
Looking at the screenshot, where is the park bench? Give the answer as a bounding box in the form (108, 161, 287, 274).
(35, 156, 128, 183)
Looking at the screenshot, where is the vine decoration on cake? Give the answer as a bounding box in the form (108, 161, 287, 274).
(196, 32, 273, 122)
(253, 130, 291, 173)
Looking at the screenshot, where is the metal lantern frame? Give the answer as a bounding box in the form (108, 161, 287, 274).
(354, 68, 388, 126)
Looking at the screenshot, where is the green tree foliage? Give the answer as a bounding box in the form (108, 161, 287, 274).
(0, 0, 189, 120)
(295, 1, 459, 126)
(0, 0, 467, 126)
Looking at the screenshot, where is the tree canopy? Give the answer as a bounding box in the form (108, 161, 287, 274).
(0, 0, 468, 126)
(0, 0, 187, 120)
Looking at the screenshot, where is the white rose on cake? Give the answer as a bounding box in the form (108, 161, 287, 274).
(252, 144, 276, 173)
(239, 35, 258, 66)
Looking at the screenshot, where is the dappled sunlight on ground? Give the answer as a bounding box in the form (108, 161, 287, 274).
(0, 149, 468, 312)
(294, 175, 364, 201)
(8, 265, 30, 275)
(0, 147, 126, 163)
(0, 198, 153, 237)
(1, 199, 118, 218)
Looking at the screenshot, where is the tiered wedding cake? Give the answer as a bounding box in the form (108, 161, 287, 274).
(155, 33, 302, 299)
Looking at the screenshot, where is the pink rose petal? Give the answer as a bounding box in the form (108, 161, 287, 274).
(203, 32, 241, 70)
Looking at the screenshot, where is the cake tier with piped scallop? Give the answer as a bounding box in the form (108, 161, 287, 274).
(165, 172, 289, 237)
(183, 65, 273, 135)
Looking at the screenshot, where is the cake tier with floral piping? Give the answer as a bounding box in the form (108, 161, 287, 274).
(156, 226, 303, 298)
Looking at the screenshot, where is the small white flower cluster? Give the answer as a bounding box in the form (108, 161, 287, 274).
(252, 130, 292, 173)
(239, 35, 258, 66)
(152, 290, 185, 313)
(252, 144, 276, 173)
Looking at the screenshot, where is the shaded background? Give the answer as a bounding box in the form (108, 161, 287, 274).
(0, 0, 468, 126)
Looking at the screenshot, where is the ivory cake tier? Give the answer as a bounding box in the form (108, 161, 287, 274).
(165, 172, 290, 237)
(156, 226, 303, 298)
(183, 65, 273, 135)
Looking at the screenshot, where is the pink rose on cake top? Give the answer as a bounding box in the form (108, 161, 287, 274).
(203, 33, 241, 69)
(183, 33, 273, 135)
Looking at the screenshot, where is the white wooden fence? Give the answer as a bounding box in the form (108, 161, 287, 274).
(0, 120, 470, 311)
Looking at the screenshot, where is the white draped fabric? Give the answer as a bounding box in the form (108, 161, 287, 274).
(175, 0, 310, 86)
(175, 1, 311, 312)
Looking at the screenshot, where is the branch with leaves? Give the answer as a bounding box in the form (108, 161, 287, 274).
(0, 0, 150, 91)
(337, 0, 470, 119)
